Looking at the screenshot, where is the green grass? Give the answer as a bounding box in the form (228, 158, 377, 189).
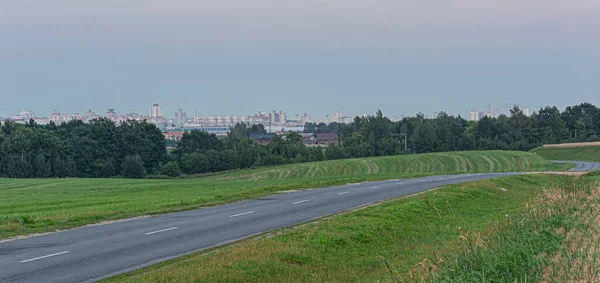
(104, 175, 558, 282)
(531, 146, 600, 162)
(208, 150, 569, 181)
(0, 150, 570, 239)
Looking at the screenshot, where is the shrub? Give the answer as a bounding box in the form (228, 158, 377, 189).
(161, 161, 182, 177)
(121, 155, 147, 179)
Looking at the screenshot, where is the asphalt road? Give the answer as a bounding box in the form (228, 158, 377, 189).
(0, 161, 595, 283)
(551, 160, 600, 171)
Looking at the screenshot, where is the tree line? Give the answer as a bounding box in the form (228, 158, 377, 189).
(328, 103, 600, 159)
(0, 119, 166, 178)
(1, 102, 599, 178)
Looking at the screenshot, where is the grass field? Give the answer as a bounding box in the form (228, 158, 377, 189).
(208, 150, 568, 181)
(106, 174, 574, 282)
(531, 146, 600, 162)
(0, 150, 570, 239)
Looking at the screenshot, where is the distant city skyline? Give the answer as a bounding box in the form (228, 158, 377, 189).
(1, 101, 552, 122)
(1, 1, 598, 118)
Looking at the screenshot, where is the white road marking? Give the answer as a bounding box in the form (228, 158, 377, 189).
(144, 227, 178, 236)
(20, 251, 69, 263)
(420, 180, 428, 182)
(229, 211, 255, 218)
(338, 191, 350, 195)
(395, 182, 404, 185)
(292, 200, 310, 205)
(371, 186, 380, 189)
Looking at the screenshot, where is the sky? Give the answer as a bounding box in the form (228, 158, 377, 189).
(1, 0, 599, 119)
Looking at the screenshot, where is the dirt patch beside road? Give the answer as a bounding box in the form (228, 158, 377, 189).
(543, 142, 600, 148)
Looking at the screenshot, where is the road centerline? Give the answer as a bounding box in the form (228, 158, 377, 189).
(338, 191, 350, 195)
(292, 200, 310, 205)
(144, 227, 178, 236)
(20, 251, 70, 263)
(371, 186, 380, 189)
(229, 211, 255, 218)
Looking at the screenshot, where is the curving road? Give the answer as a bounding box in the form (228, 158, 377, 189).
(551, 160, 600, 171)
(0, 162, 597, 283)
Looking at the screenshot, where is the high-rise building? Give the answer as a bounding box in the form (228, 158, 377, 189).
(522, 108, 531, 116)
(12, 110, 35, 121)
(106, 109, 117, 119)
(175, 109, 187, 127)
(150, 104, 163, 118)
(491, 108, 500, 118)
(279, 110, 286, 125)
(469, 111, 480, 121)
(333, 112, 343, 123)
(300, 113, 311, 125)
(85, 109, 95, 121)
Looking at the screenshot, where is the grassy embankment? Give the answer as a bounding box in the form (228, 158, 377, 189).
(108, 174, 600, 282)
(531, 144, 600, 162)
(0, 151, 569, 239)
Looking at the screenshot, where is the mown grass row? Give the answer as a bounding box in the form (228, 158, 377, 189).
(210, 151, 568, 181)
(0, 151, 569, 239)
(531, 146, 600, 162)
(105, 175, 557, 282)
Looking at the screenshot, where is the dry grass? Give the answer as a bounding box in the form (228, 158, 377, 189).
(542, 142, 600, 148)
(538, 185, 600, 282)
(394, 176, 600, 282)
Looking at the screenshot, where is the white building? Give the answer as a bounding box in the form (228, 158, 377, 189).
(12, 110, 35, 121)
(469, 111, 480, 121)
(150, 104, 163, 118)
(279, 111, 286, 125)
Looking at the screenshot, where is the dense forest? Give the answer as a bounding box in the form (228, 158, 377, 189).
(1, 103, 599, 178)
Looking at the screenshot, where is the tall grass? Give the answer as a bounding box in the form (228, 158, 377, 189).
(394, 176, 599, 282)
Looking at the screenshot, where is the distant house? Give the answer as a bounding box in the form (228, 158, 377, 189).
(163, 131, 184, 141)
(316, 133, 339, 147)
(249, 133, 277, 145)
(301, 133, 317, 145)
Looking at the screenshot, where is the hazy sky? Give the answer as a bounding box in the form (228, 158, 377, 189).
(1, 0, 599, 119)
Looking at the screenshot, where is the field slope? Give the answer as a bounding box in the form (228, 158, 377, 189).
(209, 150, 568, 181)
(531, 145, 600, 162)
(0, 150, 569, 239)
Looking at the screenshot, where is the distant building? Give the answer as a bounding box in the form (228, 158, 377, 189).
(163, 131, 184, 142)
(388, 116, 404, 123)
(300, 113, 311, 126)
(490, 109, 500, 118)
(105, 109, 117, 119)
(316, 133, 339, 147)
(469, 111, 480, 121)
(12, 110, 35, 122)
(150, 104, 163, 118)
(333, 112, 343, 123)
(279, 110, 286, 125)
(175, 109, 187, 127)
(49, 110, 82, 123)
(249, 133, 277, 145)
(85, 109, 97, 121)
(522, 108, 531, 116)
